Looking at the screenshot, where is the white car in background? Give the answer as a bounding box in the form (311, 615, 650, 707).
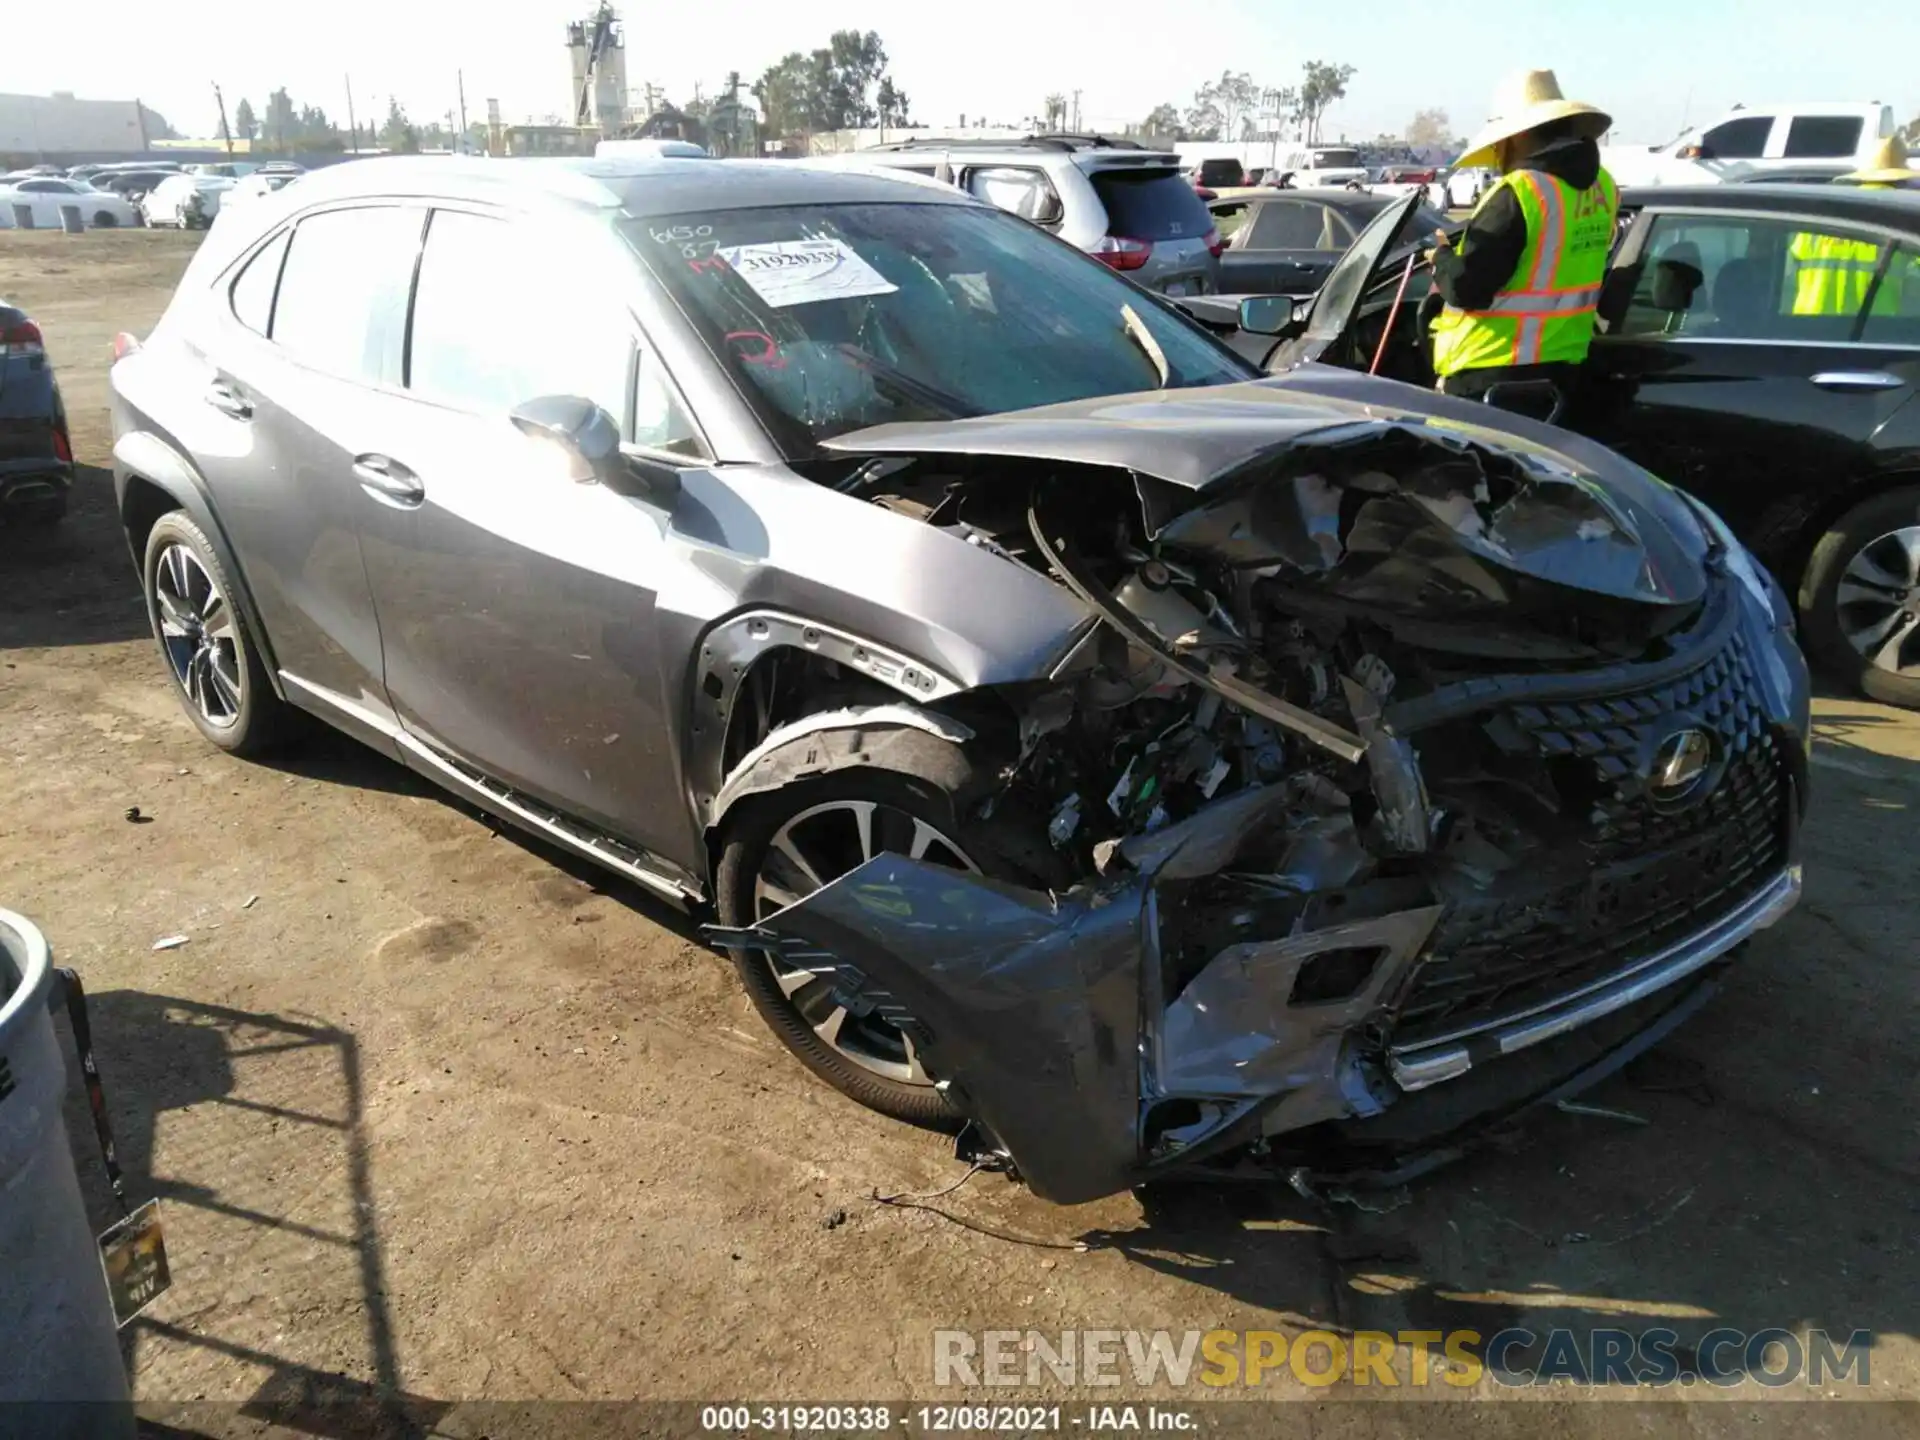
(141, 173, 235, 229)
(1272, 146, 1371, 189)
(221, 166, 305, 210)
(0, 176, 143, 229)
(1602, 102, 1896, 186)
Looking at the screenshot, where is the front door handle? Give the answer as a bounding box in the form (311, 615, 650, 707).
(352, 454, 425, 507)
(1811, 371, 1906, 392)
(204, 381, 252, 419)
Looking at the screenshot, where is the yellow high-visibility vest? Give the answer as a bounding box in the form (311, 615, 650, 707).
(1786, 231, 1908, 317)
(1431, 167, 1619, 377)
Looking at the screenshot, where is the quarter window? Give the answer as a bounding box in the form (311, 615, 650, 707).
(272, 206, 421, 383)
(1783, 116, 1864, 159)
(1858, 243, 1920, 346)
(229, 230, 290, 337)
(964, 167, 1063, 226)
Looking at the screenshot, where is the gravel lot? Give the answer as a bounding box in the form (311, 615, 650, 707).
(2, 229, 1916, 1429)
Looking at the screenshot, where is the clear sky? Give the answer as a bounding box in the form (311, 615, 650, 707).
(5, 0, 1915, 144)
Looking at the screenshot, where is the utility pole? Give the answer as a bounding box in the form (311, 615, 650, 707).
(1071, 89, 1082, 132)
(345, 74, 359, 154)
(457, 69, 469, 150)
(212, 82, 234, 155)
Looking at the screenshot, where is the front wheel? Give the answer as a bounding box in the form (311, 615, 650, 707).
(714, 756, 1015, 1127)
(1799, 485, 1920, 708)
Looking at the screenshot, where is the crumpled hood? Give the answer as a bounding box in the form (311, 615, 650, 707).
(827, 373, 1709, 610)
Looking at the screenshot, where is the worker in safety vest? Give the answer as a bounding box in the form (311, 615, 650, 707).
(1789, 137, 1919, 317)
(1428, 70, 1618, 402)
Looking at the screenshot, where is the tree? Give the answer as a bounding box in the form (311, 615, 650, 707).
(233, 98, 258, 144)
(1139, 102, 1184, 140)
(1407, 107, 1453, 149)
(876, 77, 910, 131)
(260, 88, 297, 150)
(1194, 71, 1260, 144)
(1297, 60, 1356, 144)
(1042, 93, 1068, 131)
(379, 97, 420, 154)
(1183, 100, 1223, 142)
(753, 52, 816, 140)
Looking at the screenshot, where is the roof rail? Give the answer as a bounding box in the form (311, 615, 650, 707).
(860, 132, 1147, 154)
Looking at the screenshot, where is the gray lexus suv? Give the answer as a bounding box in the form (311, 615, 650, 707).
(110, 156, 1809, 1203)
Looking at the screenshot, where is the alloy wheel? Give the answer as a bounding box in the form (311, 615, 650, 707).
(1835, 525, 1920, 677)
(752, 799, 977, 1087)
(152, 542, 243, 726)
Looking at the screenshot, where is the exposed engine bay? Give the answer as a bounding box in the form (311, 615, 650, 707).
(709, 400, 1808, 1204)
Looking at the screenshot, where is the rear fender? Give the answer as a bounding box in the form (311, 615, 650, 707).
(112, 430, 286, 697)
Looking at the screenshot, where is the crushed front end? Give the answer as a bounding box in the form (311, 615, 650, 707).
(712, 390, 1811, 1204)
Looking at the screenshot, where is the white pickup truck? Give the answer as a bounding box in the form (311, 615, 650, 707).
(1602, 102, 1896, 186)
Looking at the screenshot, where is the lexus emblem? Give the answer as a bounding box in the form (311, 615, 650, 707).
(1650, 729, 1713, 800)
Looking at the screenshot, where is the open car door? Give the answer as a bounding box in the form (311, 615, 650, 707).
(1270, 191, 1425, 370)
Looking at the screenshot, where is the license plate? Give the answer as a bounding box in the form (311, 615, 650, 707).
(100, 1199, 172, 1326)
(1164, 280, 1191, 297)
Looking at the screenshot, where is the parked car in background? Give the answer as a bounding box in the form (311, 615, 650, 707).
(1603, 102, 1896, 187)
(1440, 165, 1496, 209)
(142, 173, 235, 229)
(222, 166, 305, 210)
(89, 169, 177, 204)
(0, 299, 73, 526)
(1190, 156, 1247, 190)
(107, 155, 1807, 1200)
(185, 161, 261, 179)
(1217, 183, 1920, 707)
(1208, 187, 1449, 296)
(822, 135, 1223, 297)
(1272, 145, 1370, 189)
(1724, 163, 1852, 185)
(0, 176, 143, 229)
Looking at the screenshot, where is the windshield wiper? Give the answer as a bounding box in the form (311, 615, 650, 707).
(836, 345, 981, 420)
(1120, 304, 1170, 388)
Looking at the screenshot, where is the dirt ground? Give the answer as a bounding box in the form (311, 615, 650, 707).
(2, 230, 1917, 1428)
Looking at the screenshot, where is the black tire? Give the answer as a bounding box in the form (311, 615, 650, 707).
(715, 754, 1025, 1127)
(142, 511, 298, 756)
(92, 211, 118, 229)
(1798, 485, 1920, 709)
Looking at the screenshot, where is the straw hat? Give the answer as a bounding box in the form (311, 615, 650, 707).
(1455, 69, 1612, 170)
(1841, 135, 1916, 185)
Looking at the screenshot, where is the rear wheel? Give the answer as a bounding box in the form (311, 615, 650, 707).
(142, 511, 298, 755)
(1799, 485, 1920, 709)
(716, 761, 1005, 1126)
(92, 211, 118, 229)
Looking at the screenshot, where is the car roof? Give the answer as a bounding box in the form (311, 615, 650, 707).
(1620, 183, 1920, 224)
(268, 155, 974, 219)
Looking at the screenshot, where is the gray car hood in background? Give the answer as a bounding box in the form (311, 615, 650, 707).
(826, 376, 1709, 610)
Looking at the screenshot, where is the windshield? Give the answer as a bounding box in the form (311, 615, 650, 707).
(627, 202, 1251, 449)
(1312, 149, 1362, 169)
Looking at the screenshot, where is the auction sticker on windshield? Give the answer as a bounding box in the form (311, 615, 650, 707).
(716, 238, 899, 308)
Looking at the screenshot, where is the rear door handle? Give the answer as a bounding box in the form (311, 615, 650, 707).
(204, 381, 252, 419)
(351, 454, 425, 507)
(1811, 371, 1906, 392)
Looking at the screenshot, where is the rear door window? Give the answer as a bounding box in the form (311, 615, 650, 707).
(1698, 115, 1771, 159)
(1783, 115, 1865, 158)
(271, 205, 422, 384)
(1089, 169, 1211, 241)
(1246, 199, 1348, 251)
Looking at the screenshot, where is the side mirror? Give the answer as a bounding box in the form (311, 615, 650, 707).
(1238, 295, 1295, 336)
(509, 395, 680, 502)
(1677, 142, 1708, 161)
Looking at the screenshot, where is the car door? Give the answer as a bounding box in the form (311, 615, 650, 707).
(174, 204, 422, 749)
(1218, 197, 1353, 295)
(348, 204, 710, 872)
(1586, 207, 1920, 548)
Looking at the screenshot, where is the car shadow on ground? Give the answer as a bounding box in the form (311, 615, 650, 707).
(1062, 714, 1919, 1393)
(0, 464, 150, 649)
(58, 991, 451, 1437)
